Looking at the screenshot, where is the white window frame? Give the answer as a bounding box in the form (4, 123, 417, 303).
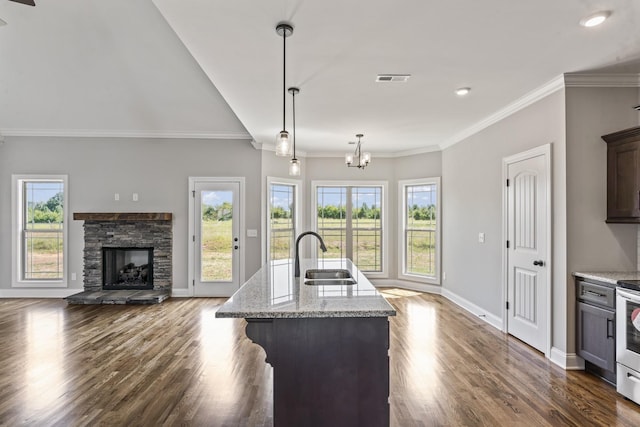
(398, 177, 441, 285)
(264, 176, 302, 263)
(311, 180, 388, 279)
(12, 174, 69, 288)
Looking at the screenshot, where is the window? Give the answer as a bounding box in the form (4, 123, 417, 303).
(12, 175, 68, 287)
(314, 182, 387, 276)
(399, 178, 440, 283)
(266, 178, 300, 262)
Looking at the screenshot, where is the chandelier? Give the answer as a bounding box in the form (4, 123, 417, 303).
(345, 134, 371, 169)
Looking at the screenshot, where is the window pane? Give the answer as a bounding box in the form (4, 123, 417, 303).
(317, 186, 347, 259)
(352, 187, 382, 272)
(316, 185, 383, 273)
(201, 190, 233, 281)
(405, 184, 437, 276)
(22, 181, 64, 280)
(270, 184, 295, 261)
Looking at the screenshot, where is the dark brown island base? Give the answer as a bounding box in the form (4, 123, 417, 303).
(216, 258, 396, 427)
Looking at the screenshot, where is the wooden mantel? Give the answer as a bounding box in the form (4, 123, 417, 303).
(73, 212, 172, 221)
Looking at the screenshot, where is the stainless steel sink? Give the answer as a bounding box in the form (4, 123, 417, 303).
(303, 269, 356, 286)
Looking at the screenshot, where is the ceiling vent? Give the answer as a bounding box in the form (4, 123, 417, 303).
(376, 74, 411, 83)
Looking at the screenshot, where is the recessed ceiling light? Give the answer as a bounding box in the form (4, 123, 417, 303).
(580, 11, 611, 27)
(455, 87, 471, 96)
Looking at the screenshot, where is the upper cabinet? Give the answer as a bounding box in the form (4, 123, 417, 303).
(603, 126, 640, 223)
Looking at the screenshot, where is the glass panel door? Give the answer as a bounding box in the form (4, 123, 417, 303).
(194, 181, 240, 296)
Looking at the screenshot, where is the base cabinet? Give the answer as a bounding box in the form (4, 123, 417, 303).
(576, 278, 616, 384)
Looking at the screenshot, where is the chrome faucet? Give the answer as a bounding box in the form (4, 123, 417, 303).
(294, 231, 327, 277)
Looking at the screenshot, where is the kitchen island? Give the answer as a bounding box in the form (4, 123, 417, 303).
(216, 258, 396, 427)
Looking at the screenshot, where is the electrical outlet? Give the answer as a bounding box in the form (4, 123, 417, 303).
(132, 193, 139, 202)
(478, 232, 485, 243)
(443, 272, 446, 281)
(71, 272, 77, 281)
(114, 193, 120, 201)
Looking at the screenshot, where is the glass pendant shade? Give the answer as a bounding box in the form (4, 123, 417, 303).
(345, 153, 353, 165)
(289, 158, 301, 176)
(363, 152, 371, 164)
(275, 131, 290, 156)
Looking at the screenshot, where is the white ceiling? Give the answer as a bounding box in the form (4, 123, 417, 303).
(1, 1, 639, 155)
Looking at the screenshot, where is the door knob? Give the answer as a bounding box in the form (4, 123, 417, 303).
(533, 260, 544, 267)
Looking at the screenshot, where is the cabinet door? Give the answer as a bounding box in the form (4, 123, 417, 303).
(607, 140, 640, 219)
(577, 302, 615, 372)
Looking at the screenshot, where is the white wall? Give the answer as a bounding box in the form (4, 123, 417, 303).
(0, 137, 262, 294)
(441, 89, 567, 350)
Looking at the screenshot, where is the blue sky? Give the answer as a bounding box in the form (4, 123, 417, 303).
(202, 190, 233, 206)
(26, 182, 64, 203)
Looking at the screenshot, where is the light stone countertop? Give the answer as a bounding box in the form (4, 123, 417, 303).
(216, 258, 396, 319)
(573, 271, 640, 285)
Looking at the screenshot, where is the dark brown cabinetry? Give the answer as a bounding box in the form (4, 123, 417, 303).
(245, 317, 390, 427)
(603, 126, 640, 223)
(576, 278, 616, 384)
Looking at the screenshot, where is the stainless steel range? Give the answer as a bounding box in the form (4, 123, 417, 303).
(615, 280, 640, 404)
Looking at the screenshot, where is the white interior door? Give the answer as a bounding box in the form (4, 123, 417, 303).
(192, 180, 241, 297)
(505, 146, 549, 354)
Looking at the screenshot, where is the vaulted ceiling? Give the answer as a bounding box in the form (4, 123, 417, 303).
(1, 0, 639, 155)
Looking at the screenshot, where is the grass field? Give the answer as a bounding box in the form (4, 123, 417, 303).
(201, 220, 233, 281)
(23, 223, 64, 279)
(269, 217, 436, 275)
(26, 217, 435, 281)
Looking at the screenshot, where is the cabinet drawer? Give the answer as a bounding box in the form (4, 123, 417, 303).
(576, 280, 615, 309)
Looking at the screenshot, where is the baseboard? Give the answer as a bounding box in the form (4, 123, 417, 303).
(171, 288, 192, 297)
(440, 288, 504, 331)
(550, 347, 585, 370)
(0, 288, 80, 298)
(370, 278, 442, 294)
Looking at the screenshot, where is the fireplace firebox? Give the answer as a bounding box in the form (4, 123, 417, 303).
(102, 247, 154, 290)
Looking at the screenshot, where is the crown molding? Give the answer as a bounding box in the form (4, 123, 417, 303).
(564, 73, 640, 87)
(440, 75, 566, 150)
(0, 128, 252, 140)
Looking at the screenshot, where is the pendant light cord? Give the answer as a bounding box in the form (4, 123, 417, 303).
(292, 90, 296, 159)
(282, 30, 286, 131)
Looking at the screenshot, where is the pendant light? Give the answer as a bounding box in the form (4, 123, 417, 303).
(288, 87, 301, 176)
(345, 134, 371, 169)
(275, 23, 293, 156)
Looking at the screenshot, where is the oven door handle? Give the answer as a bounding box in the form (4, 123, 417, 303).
(617, 288, 640, 303)
(628, 373, 640, 385)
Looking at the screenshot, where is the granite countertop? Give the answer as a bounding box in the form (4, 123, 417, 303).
(216, 258, 397, 319)
(573, 271, 640, 285)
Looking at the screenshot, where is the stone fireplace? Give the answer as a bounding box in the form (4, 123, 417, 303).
(73, 213, 173, 294)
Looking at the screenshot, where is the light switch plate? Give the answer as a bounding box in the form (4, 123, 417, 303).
(478, 232, 485, 243)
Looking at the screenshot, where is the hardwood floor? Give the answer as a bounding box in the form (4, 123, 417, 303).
(0, 290, 639, 426)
